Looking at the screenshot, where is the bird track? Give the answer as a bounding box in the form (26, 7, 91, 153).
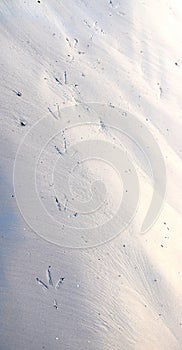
(36, 266, 65, 310)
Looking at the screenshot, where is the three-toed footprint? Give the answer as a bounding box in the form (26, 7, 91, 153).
(36, 266, 65, 309)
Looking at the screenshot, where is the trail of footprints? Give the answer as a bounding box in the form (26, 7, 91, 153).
(36, 266, 65, 310)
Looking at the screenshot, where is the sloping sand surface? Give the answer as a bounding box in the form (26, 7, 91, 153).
(0, 1, 182, 349)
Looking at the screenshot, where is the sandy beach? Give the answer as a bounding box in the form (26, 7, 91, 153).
(0, 1, 182, 349)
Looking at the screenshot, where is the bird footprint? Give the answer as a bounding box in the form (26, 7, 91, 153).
(36, 266, 65, 309)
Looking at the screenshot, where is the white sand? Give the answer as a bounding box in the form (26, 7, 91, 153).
(0, 1, 182, 349)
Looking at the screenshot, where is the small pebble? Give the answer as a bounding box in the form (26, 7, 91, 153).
(20, 121, 26, 126)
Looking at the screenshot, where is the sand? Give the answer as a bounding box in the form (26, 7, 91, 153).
(0, 1, 182, 349)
